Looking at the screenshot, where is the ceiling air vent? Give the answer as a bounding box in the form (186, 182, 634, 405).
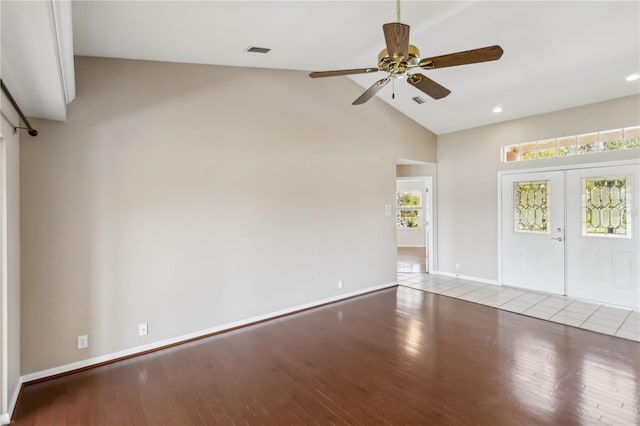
(245, 46, 271, 54)
(412, 96, 425, 104)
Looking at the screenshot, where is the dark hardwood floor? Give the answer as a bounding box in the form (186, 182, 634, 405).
(14, 286, 640, 425)
(397, 247, 426, 273)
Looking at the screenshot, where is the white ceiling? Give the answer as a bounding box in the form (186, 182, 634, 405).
(4, 1, 640, 134)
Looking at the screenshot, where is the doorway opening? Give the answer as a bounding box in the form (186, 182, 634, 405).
(396, 176, 433, 274)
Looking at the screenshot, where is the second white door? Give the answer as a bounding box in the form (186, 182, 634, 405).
(566, 164, 639, 309)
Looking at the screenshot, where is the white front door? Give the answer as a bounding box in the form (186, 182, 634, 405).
(566, 165, 640, 309)
(501, 171, 565, 294)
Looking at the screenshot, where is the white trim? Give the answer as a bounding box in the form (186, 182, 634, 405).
(396, 159, 433, 165)
(8, 377, 21, 421)
(426, 177, 434, 274)
(499, 158, 639, 177)
(500, 126, 640, 165)
(0, 376, 22, 424)
(20, 281, 398, 384)
(432, 270, 498, 285)
(0, 136, 7, 415)
(563, 170, 568, 296)
(48, 0, 76, 104)
(497, 173, 503, 286)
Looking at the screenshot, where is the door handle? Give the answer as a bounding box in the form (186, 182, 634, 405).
(551, 237, 562, 242)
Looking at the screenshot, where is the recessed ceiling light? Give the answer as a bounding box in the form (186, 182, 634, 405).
(493, 106, 503, 113)
(245, 46, 271, 54)
(625, 73, 639, 82)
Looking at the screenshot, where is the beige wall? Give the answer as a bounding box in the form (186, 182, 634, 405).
(20, 56, 435, 374)
(396, 164, 435, 178)
(0, 91, 21, 416)
(397, 134, 436, 163)
(436, 95, 640, 280)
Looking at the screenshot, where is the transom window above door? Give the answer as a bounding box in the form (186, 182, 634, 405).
(502, 125, 640, 162)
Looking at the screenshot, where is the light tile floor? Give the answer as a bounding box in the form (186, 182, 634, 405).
(397, 272, 640, 342)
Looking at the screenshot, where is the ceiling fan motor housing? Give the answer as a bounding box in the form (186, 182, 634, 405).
(378, 45, 420, 77)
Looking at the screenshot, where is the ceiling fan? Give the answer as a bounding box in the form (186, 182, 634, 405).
(308, 0, 504, 105)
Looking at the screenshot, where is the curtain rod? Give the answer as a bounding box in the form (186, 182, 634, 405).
(0, 79, 38, 137)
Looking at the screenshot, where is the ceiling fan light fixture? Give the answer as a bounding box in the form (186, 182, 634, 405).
(493, 106, 503, 113)
(625, 73, 639, 82)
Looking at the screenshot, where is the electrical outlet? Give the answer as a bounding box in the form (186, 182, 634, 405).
(138, 323, 148, 336)
(77, 335, 88, 350)
(455, 263, 460, 271)
(338, 280, 343, 289)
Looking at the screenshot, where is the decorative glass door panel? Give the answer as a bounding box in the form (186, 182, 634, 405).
(514, 181, 550, 233)
(582, 176, 630, 237)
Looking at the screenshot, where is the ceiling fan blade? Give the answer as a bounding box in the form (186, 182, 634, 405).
(352, 77, 391, 105)
(309, 68, 379, 78)
(407, 73, 451, 100)
(383, 22, 410, 60)
(419, 45, 504, 69)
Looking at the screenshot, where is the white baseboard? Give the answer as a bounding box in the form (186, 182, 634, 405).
(432, 270, 498, 286)
(0, 377, 23, 425)
(21, 281, 398, 384)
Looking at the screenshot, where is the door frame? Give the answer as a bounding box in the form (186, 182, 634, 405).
(396, 176, 434, 274)
(497, 159, 640, 287)
(0, 131, 5, 418)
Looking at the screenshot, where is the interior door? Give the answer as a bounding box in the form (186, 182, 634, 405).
(501, 171, 565, 294)
(566, 164, 640, 309)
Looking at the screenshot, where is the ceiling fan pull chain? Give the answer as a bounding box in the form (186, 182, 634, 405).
(392, 78, 395, 99)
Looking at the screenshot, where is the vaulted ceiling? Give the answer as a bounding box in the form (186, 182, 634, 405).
(3, 1, 639, 134)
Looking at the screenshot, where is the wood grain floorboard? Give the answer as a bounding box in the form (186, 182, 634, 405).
(13, 286, 640, 425)
(397, 247, 426, 273)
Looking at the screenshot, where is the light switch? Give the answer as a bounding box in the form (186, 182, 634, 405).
(384, 204, 392, 216)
